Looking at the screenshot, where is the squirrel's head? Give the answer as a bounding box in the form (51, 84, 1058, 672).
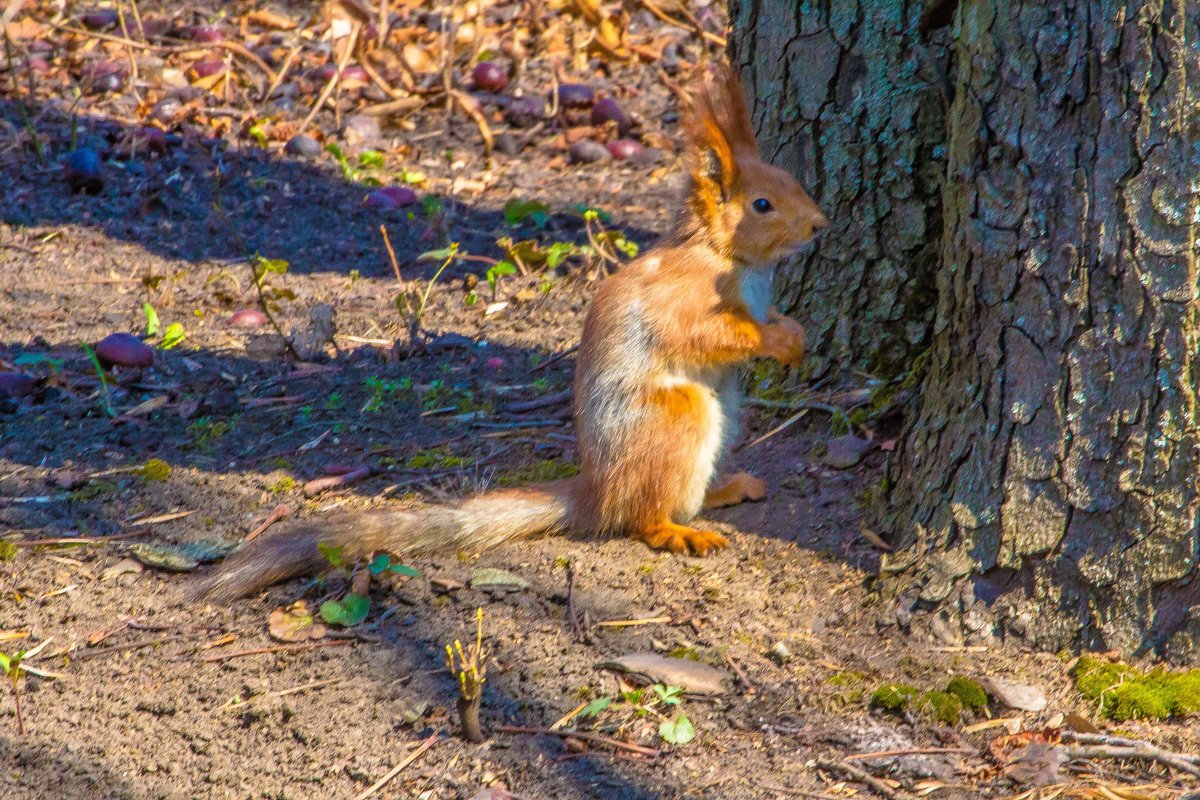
(679, 62, 827, 266)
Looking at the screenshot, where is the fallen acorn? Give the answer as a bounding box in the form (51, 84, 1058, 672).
(364, 186, 418, 211)
(227, 308, 268, 327)
(472, 61, 508, 92)
(556, 83, 594, 108)
(93, 333, 153, 368)
(591, 97, 632, 136)
(606, 138, 645, 161)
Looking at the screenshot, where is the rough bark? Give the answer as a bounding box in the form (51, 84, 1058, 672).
(727, 0, 947, 380)
(881, 1, 1200, 662)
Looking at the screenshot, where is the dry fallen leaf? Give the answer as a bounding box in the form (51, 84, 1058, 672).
(268, 601, 327, 642)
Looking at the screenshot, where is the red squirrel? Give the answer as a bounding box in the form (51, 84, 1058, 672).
(196, 62, 827, 602)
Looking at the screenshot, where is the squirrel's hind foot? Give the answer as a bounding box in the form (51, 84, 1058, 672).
(631, 521, 728, 556)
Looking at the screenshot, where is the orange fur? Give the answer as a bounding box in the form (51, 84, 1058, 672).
(194, 60, 827, 602)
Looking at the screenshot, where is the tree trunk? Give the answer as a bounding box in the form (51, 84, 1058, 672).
(732, 0, 1200, 662)
(727, 0, 947, 380)
(878, 2, 1200, 662)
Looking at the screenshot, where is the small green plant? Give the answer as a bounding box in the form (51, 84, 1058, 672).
(143, 301, 160, 336)
(319, 593, 370, 626)
(485, 261, 517, 301)
(325, 143, 384, 185)
(577, 683, 695, 746)
(160, 323, 185, 350)
(503, 198, 548, 228)
(0, 540, 17, 561)
(393, 243, 459, 350)
(361, 375, 411, 413)
(250, 254, 296, 313)
(79, 341, 115, 418)
(323, 392, 345, 411)
(446, 607, 489, 743)
(367, 554, 419, 578)
(0, 649, 27, 735)
(185, 416, 233, 452)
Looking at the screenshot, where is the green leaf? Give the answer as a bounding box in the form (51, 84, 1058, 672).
(545, 242, 577, 269)
(503, 198, 549, 228)
(368, 554, 391, 575)
(248, 122, 268, 147)
(400, 168, 427, 184)
(324, 142, 352, 178)
(613, 236, 639, 258)
(0, 652, 10, 673)
(389, 563, 420, 577)
(579, 697, 613, 719)
(14, 353, 63, 371)
(486, 261, 517, 288)
(653, 684, 684, 706)
(319, 593, 370, 626)
(143, 302, 160, 336)
(159, 323, 186, 350)
(418, 245, 459, 262)
(658, 712, 695, 745)
(318, 543, 346, 569)
(572, 204, 611, 223)
(358, 150, 384, 169)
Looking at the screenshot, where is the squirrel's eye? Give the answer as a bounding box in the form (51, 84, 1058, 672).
(752, 198, 773, 214)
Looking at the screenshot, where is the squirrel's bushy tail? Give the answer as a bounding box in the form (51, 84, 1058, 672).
(192, 480, 576, 603)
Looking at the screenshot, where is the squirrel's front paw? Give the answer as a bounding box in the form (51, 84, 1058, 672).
(761, 318, 805, 368)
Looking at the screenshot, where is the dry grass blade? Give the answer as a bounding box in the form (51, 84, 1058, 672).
(299, 23, 359, 133)
(352, 733, 439, 800)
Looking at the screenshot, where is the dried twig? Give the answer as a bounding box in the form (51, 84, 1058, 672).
(245, 504, 291, 542)
(724, 652, 756, 694)
(496, 725, 661, 758)
(74, 635, 186, 661)
(505, 388, 572, 414)
(845, 747, 975, 761)
(12, 530, 150, 547)
(593, 616, 672, 628)
(303, 466, 372, 497)
(299, 23, 359, 133)
(566, 564, 591, 644)
(352, 733, 439, 800)
(380, 224, 403, 285)
(531, 344, 579, 373)
(813, 759, 907, 799)
(638, 0, 726, 47)
(199, 639, 354, 663)
(1065, 743, 1200, 778)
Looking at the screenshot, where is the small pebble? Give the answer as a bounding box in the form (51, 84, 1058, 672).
(285, 135, 322, 158)
(569, 139, 611, 164)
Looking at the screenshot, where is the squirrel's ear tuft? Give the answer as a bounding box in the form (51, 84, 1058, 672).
(680, 61, 759, 199)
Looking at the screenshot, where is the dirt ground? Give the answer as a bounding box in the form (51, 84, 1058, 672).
(2, 2, 1199, 799)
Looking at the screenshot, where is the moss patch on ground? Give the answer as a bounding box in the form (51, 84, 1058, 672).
(1072, 655, 1200, 721)
(495, 458, 579, 487)
(138, 458, 171, 481)
(870, 683, 917, 712)
(947, 676, 988, 710)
